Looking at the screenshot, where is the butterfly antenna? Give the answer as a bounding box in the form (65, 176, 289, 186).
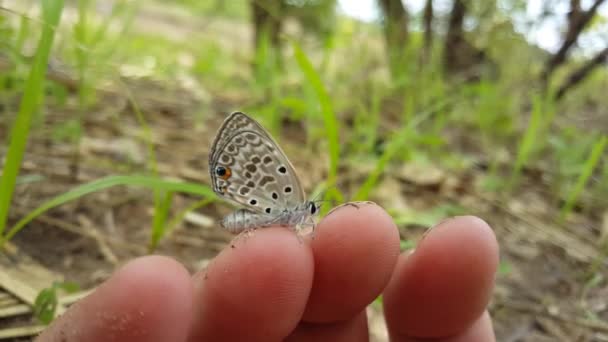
(311, 189, 341, 209)
(311, 182, 341, 201)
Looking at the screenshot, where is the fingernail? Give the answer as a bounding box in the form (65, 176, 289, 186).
(325, 201, 377, 217)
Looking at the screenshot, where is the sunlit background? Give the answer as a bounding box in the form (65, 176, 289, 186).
(338, 0, 608, 53)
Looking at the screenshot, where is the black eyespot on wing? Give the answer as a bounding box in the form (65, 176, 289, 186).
(215, 166, 226, 176)
(277, 166, 287, 174)
(215, 166, 231, 180)
(284, 186, 292, 193)
(265, 208, 271, 214)
(272, 192, 278, 200)
(249, 199, 257, 205)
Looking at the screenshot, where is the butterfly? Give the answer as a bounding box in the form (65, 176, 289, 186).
(209, 112, 320, 234)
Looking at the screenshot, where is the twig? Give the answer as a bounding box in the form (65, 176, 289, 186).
(555, 46, 608, 100)
(76, 215, 119, 265)
(542, 0, 607, 82)
(0, 325, 46, 339)
(12, 207, 146, 254)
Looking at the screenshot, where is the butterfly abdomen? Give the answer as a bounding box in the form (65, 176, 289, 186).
(220, 209, 272, 233)
(219, 203, 318, 234)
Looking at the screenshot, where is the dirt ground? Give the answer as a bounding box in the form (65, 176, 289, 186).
(1, 3, 607, 341)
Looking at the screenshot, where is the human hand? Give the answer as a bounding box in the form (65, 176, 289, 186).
(37, 202, 498, 341)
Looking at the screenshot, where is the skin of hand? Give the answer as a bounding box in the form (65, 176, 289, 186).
(36, 202, 498, 342)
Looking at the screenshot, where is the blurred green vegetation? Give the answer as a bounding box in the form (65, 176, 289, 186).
(0, 0, 606, 248)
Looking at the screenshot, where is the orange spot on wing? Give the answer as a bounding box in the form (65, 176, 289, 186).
(221, 167, 232, 180)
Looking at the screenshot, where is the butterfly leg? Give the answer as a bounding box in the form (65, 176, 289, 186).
(245, 228, 257, 239)
(292, 217, 316, 241)
(305, 217, 317, 239)
(294, 230, 305, 243)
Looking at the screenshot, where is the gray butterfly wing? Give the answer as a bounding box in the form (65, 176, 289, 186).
(209, 112, 305, 215)
(209, 112, 258, 167)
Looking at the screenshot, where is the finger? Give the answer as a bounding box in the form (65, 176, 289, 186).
(37, 256, 193, 342)
(383, 216, 499, 339)
(302, 202, 400, 322)
(188, 227, 314, 341)
(285, 310, 368, 342)
(389, 311, 495, 342)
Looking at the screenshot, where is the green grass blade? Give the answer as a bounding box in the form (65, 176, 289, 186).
(0, 0, 64, 237)
(74, 0, 92, 110)
(353, 136, 405, 201)
(149, 190, 174, 251)
(165, 198, 215, 234)
(352, 100, 446, 201)
(560, 135, 607, 219)
(15, 14, 30, 53)
(115, 79, 168, 248)
(293, 42, 341, 203)
(0, 175, 217, 245)
(118, 80, 159, 173)
(508, 94, 544, 190)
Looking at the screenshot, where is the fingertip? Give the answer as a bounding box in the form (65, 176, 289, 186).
(384, 216, 498, 338)
(189, 227, 314, 341)
(303, 202, 400, 322)
(38, 256, 193, 342)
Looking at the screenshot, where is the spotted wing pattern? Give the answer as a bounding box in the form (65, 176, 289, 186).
(209, 112, 305, 215)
